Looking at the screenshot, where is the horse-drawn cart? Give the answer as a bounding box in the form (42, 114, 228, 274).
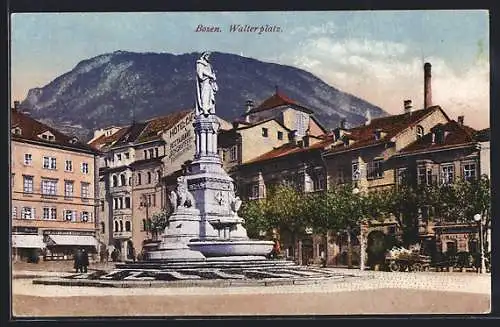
(385, 246, 431, 272)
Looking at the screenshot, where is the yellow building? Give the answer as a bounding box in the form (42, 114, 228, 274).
(11, 107, 100, 262)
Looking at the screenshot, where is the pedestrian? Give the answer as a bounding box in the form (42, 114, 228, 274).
(81, 248, 89, 273)
(131, 247, 136, 263)
(105, 248, 109, 263)
(74, 248, 82, 273)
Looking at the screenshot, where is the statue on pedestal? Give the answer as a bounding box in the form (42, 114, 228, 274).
(169, 176, 195, 213)
(195, 51, 218, 117)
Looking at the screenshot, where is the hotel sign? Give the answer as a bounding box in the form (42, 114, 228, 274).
(168, 112, 195, 163)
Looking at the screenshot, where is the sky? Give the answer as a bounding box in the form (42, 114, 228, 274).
(10, 11, 490, 129)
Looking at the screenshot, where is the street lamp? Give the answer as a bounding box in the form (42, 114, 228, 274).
(473, 213, 487, 274)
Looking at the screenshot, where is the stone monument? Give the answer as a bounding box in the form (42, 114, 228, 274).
(147, 52, 273, 262)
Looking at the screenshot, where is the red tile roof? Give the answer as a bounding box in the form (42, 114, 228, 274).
(11, 109, 98, 154)
(397, 120, 477, 154)
(89, 109, 194, 150)
(246, 91, 314, 115)
(325, 106, 446, 155)
(243, 135, 334, 165)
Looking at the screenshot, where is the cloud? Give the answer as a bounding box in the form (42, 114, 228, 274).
(275, 36, 489, 129)
(289, 21, 336, 36)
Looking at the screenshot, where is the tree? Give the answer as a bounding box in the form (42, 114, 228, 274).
(150, 210, 169, 240)
(239, 198, 271, 239)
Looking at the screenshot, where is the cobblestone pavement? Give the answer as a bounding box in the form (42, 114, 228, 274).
(11, 263, 491, 316)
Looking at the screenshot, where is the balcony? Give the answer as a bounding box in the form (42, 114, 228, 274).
(109, 185, 132, 194)
(113, 231, 132, 239)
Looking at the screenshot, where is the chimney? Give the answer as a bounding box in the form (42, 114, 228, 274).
(244, 100, 254, 123)
(13, 101, 20, 111)
(424, 63, 432, 109)
(404, 100, 413, 114)
(458, 115, 464, 126)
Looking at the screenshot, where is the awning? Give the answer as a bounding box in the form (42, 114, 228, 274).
(46, 235, 98, 247)
(12, 234, 46, 249)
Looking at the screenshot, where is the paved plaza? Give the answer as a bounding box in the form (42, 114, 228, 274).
(11, 263, 491, 316)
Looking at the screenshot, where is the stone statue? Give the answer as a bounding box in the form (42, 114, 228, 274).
(169, 176, 195, 213)
(195, 51, 218, 116)
(228, 191, 242, 216)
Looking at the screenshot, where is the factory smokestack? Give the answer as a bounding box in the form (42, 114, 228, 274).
(424, 62, 432, 109)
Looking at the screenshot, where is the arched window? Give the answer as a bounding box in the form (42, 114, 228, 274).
(128, 177, 132, 186)
(416, 125, 424, 139)
(137, 173, 142, 185)
(120, 174, 126, 186)
(101, 222, 105, 234)
(119, 220, 124, 232)
(125, 197, 131, 209)
(125, 221, 131, 232)
(147, 172, 152, 184)
(112, 175, 118, 187)
(114, 221, 119, 232)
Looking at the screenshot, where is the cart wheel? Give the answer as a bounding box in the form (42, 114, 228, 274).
(389, 261, 400, 272)
(411, 263, 424, 272)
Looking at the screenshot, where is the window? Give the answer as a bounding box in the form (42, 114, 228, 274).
(144, 150, 147, 159)
(262, 128, 268, 137)
(337, 168, 346, 184)
(113, 198, 118, 210)
(124, 152, 130, 159)
(120, 174, 126, 186)
(463, 162, 477, 181)
(114, 221, 119, 232)
(23, 175, 34, 193)
(156, 170, 161, 181)
(230, 146, 237, 162)
(24, 153, 32, 165)
(12, 206, 17, 219)
(352, 162, 361, 181)
(397, 168, 408, 185)
(250, 184, 260, 199)
(142, 219, 147, 231)
(43, 208, 57, 220)
(119, 198, 123, 209)
(43, 156, 56, 169)
(155, 148, 159, 158)
(101, 222, 105, 233)
(65, 160, 73, 172)
(147, 172, 152, 184)
(119, 220, 124, 232)
(147, 194, 152, 206)
(81, 211, 90, 222)
(125, 197, 131, 209)
(64, 210, 75, 222)
(441, 164, 455, 185)
(149, 149, 154, 158)
(152, 194, 156, 207)
(117, 153, 122, 161)
(128, 177, 132, 186)
(416, 125, 424, 139)
(277, 131, 283, 140)
(367, 160, 383, 180)
(137, 173, 142, 185)
(100, 200, 105, 211)
(125, 221, 131, 232)
(22, 207, 34, 219)
(112, 175, 118, 187)
(417, 166, 434, 185)
(81, 182, 90, 199)
(64, 180, 74, 197)
(41, 179, 57, 196)
(312, 173, 325, 191)
(81, 162, 89, 174)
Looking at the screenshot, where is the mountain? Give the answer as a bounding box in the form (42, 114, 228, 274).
(19, 51, 388, 141)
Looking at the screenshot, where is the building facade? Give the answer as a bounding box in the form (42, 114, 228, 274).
(11, 107, 100, 262)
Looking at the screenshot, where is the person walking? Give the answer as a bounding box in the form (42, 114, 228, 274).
(74, 248, 82, 273)
(81, 248, 89, 273)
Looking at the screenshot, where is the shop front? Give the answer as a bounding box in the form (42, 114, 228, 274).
(43, 231, 99, 261)
(12, 233, 45, 262)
